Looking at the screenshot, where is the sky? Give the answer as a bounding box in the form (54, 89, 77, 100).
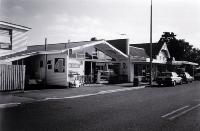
(0, 0, 200, 48)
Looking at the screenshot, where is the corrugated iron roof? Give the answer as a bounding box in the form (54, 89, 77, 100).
(130, 42, 164, 58)
(129, 46, 149, 58)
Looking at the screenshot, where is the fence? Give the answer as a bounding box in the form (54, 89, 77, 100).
(0, 64, 25, 91)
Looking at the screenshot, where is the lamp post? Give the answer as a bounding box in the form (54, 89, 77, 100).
(150, 0, 153, 86)
(44, 38, 47, 88)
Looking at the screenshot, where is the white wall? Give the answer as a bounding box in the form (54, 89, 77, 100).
(34, 54, 68, 86)
(156, 43, 170, 63)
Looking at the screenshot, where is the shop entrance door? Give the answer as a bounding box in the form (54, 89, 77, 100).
(85, 61, 96, 83)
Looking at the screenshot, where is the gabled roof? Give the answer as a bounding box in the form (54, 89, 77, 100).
(130, 42, 164, 58)
(0, 21, 31, 31)
(0, 40, 128, 61)
(106, 39, 128, 55)
(129, 46, 149, 58)
(28, 40, 98, 52)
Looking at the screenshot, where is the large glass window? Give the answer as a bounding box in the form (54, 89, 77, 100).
(0, 27, 12, 50)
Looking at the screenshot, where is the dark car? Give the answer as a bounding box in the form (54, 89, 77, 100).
(156, 72, 182, 86)
(178, 72, 194, 83)
(194, 73, 200, 80)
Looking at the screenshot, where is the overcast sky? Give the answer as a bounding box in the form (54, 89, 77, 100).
(1, 0, 200, 48)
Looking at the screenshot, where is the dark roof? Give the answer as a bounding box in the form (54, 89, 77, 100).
(129, 46, 149, 58)
(106, 39, 128, 55)
(130, 42, 164, 58)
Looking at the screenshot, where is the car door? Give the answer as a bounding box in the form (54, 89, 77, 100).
(173, 72, 180, 83)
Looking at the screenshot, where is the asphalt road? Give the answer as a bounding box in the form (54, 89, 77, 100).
(1, 81, 200, 131)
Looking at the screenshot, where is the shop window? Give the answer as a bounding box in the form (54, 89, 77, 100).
(47, 60, 52, 69)
(48, 65, 52, 69)
(47, 60, 52, 64)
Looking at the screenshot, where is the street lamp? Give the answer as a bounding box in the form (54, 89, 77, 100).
(150, 0, 153, 86)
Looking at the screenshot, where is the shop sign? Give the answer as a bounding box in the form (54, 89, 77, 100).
(69, 63, 80, 68)
(96, 63, 106, 66)
(54, 58, 65, 72)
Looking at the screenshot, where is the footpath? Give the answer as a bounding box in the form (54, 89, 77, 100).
(0, 83, 146, 108)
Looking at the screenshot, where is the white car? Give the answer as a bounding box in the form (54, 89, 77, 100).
(156, 72, 183, 86)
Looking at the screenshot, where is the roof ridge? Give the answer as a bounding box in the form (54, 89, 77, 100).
(129, 46, 145, 50)
(0, 21, 31, 30)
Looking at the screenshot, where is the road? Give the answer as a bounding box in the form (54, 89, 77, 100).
(1, 81, 200, 131)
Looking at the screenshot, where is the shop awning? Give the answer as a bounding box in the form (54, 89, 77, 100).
(172, 61, 198, 66)
(2, 52, 38, 62)
(71, 40, 128, 60)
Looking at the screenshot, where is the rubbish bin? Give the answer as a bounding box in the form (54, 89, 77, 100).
(133, 77, 139, 86)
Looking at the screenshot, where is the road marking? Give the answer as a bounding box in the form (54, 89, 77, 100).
(0, 103, 21, 109)
(45, 92, 100, 100)
(169, 104, 200, 120)
(161, 106, 189, 118)
(44, 86, 145, 100)
(194, 99, 200, 101)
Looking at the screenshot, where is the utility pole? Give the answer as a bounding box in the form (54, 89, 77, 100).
(150, 0, 153, 86)
(44, 38, 47, 88)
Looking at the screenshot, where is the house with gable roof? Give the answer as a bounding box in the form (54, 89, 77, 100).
(130, 41, 171, 81)
(0, 21, 31, 61)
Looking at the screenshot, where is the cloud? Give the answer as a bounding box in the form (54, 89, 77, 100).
(47, 15, 103, 33)
(34, 14, 42, 19)
(13, 5, 24, 12)
(44, 15, 124, 43)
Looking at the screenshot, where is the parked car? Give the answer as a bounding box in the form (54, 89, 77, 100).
(194, 73, 200, 80)
(156, 72, 182, 86)
(178, 72, 194, 83)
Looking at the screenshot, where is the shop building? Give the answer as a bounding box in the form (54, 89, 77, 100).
(1, 39, 130, 88)
(130, 42, 171, 81)
(131, 42, 198, 81)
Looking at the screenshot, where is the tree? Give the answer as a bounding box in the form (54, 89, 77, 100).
(159, 32, 200, 64)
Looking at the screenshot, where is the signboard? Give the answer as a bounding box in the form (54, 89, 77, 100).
(54, 58, 65, 72)
(69, 63, 80, 68)
(0, 28, 12, 50)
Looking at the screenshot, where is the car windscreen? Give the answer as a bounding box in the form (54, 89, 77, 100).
(160, 73, 172, 77)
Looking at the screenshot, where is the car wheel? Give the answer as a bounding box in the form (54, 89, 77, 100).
(180, 80, 183, 85)
(172, 81, 176, 86)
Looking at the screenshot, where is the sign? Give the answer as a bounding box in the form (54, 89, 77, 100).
(54, 58, 65, 72)
(0, 28, 12, 50)
(96, 62, 106, 66)
(69, 63, 80, 68)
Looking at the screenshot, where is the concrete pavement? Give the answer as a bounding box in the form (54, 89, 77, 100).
(0, 83, 145, 107)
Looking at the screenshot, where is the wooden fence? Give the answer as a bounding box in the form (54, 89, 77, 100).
(0, 64, 25, 91)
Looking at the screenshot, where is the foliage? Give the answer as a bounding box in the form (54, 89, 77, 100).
(159, 32, 200, 64)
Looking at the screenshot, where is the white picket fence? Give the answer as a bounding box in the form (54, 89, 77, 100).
(0, 64, 25, 91)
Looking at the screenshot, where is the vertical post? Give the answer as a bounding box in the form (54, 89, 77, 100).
(90, 62, 92, 85)
(150, 0, 153, 86)
(22, 65, 25, 92)
(192, 65, 195, 77)
(44, 38, 47, 88)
